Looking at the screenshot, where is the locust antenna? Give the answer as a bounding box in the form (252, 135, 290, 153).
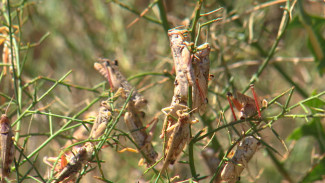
(4, 96, 14, 115)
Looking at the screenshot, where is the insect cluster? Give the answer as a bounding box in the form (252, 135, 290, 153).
(0, 28, 265, 183)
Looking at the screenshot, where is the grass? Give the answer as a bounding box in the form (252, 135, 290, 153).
(0, 0, 325, 182)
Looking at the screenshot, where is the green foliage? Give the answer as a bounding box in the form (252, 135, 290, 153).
(301, 157, 325, 183)
(288, 92, 325, 154)
(297, 0, 325, 75)
(288, 119, 325, 151)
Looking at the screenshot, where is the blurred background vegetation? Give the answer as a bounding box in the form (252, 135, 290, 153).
(0, 0, 325, 182)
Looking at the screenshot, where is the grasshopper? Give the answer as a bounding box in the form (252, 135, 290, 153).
(43, 154, 69, 177)
(94, 58, 147, 109)
(160, 104, 188, 170)
(53, 142, 94, 183)
(168, 29, 196, 103)
(95, 58, 157, 166)
(221, 136, 260, 183)
(167, 30, 211, 116)
(227, 84, 262, 121)
(160, 29, 197, 146)
(0, 26, 19, 75)
(89, 101, 112, 140)
(192, 43, 211, 114)
(123, 103, 158, 166)
(0, 114, 14, 181)
(160, 103, 187, 173)
(161, 107, 198, 172)
(160, 102, 188, 138)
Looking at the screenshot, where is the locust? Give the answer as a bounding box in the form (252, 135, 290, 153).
(43, 154, 69, 178)
(161, 107, 198, 172)
(123, 103, 158, 166)
(192, 43, 211, 114)
(0, 25, 19, 75)
(227, 84, 262, 121)
(53, 142, 94, 183)
(89, 101, 112, 140)
(168, 29, 196, 103)
(94, 58, 157, 166)
(160, 29, 195, 144)
(221, 136, 260, 183)
(94, 58, 147, 109)
(160, 102, 188, 165)
(160, 102, 187, 137)
(163, 31, 210, 138)
(0, 114, 14, 182)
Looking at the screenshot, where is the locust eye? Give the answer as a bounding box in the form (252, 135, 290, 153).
(105, 61, 110, 67)
(114, 60, 119, 66)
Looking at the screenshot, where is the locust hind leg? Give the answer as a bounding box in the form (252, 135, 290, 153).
(250, 84, 261, 118)
(183, 42, 196, 87)
(227, 92, 238, 121)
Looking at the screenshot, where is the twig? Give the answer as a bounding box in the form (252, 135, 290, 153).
(157, 0, 169, 34)
(213, 57, 314, 72)
(111, 0, 161, 25)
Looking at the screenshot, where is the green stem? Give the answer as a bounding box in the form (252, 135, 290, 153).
(190, 0, 203, 39)
(127, 72, 174, 81)
(157, 0, 169, 34)
(111, 0, 161, 25)
(13, 70, 73, 126)
(273, 63, 308, 98)
(25, 111, 86, 123)
(97, 90, 132, 149)
(22, 76, 100, 93)
(18, 81, 99, 167)
(20, 32, 51, 49)
(6, 0, 23, 142)
(193, 118, 246, 143)
(188, 130, 203, 181)
(288, 91, 325, 111)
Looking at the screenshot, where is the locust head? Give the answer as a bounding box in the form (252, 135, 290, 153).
(0, 114, 10, 125)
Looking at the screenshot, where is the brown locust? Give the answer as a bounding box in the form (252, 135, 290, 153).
(221, 136, 260, 183)
(89, 101, 112, 140)
(94, 58, 147, 109)
(161, 107, 198, 172)
(0, 114, 14, 181)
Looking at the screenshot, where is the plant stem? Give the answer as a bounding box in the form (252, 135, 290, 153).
(190, 0, 203, 39)
(111, 0, 161, 25)
(13, 70, 73, 126)
(18, 92, 100, 167)
(157, 0, 169, 34)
